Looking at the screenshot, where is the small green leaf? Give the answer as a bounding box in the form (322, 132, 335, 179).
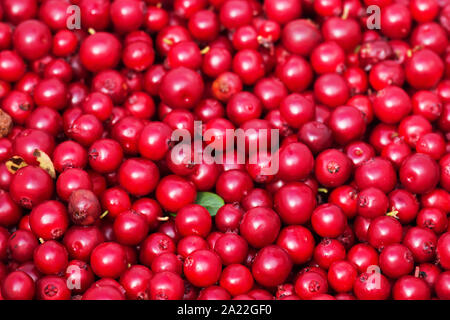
(195, 192, 225, 216)
(169, 212, 177, 217)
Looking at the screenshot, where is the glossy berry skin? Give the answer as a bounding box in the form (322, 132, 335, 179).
(329, 186, 358, 219)
(29, 201, 68, 241)
(7, 230, 38, 263)
(156, 175, 196, 213)
(175, 204, 212, 238)
(214, 233, 248, 266)
(36, 276, 71, 300)
(313, 238, 346, 270)
(219, 0, 253, 29)
(282, 20, 322, 57)
(184, 250, 222, 288)
(219, 264, 254, 296)
(353, 272, 391, 300)
(113, 210, 149, 246)
(437, 232, 450, 270)
(63, 226, 105, 262)
(274, 182, 316, 225)
(0, 190, 22, 227)
(276, 226, 315, 265)
(65, 260, 95, 295)
(215, 204, 244, 233)
(392, 276, 431, 300)
(327, 261, 357, 293)
(159, 67, 204, 109)
(357, 187, 389, 219)
(240, 207, 281, 249)
(416, 208, 447, 235)
(400, 154, 440, 195)
(33, 240, 68, 275)
(56, 168, 92, 202)
(354, 157, 397, 193)
(435, 272, 450, 300)
(13, 128, 55, 165)
(118, 158, 160, 197)
(379, 244, 414, 279)
(373, 86, 412, 124)
(277, 142, 314, 182)
(149, 271, 184, 300)
(10, 166, 53, 209)
(252, 245, 292, 288)
(79, 33, 122, 72)
(405, 49, 444, 90)
(314, 73, 349, 108)
(1, 271, 35, 300)
(279, 93, 314, 129)
(329, 106, 365, 145)
(368, 216, 402, 250)
(403, 227, 437, 263)
(315, 149, 352, 188)
(216, 170, 253, 203)
(295, 271, 328, 300)
(119, 265, 153, 300)
(311, 204, 347, 238)
(139, 233, 176, 267)
(13, 20, 51, 61)
(90, 242, 127, 279)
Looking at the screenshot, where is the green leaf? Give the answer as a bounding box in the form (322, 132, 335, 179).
(195, 192, 225, 216)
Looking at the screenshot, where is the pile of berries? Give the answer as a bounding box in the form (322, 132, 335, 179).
(0, 0, 449, 300)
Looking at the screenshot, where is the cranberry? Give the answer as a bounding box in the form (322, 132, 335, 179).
(328, 261, 357, 293)
(219, 0, 253, 29)
(149, 271, 185, 300)
(184, 249, 222, 288)
(368, 216, 403, 250)
(357, 187, 389, 219)
(90, 242, 127, 278)
(295, 270, 328, 300)
(10, 166, 53, 209)
(276, 225, 315, 265)
(1, 271, 35, 300)
(273, 182, 316, 225)
(240, 207, 281, 248)
(0, 190, 22, 227)
(139, 233, 176, 267)
(252, 245, 292, 288)
(354, 157, 397, 193)
(118, 158, 159, 197)
(63, 226, 104, 262)
(276, 55, 313, 93)
(315, 149, 352, 188)
(400, 153, 439, 195)
(276, 142, 314, 182)
(33, 240, 68, 275)
(353, 272, 391, 300)
(13, 20, 51, 61)
(435, 271, 450, 300)
(405, 49, 444, 90)
(282, 20, 321, 56)
(29, 200, 68, 241)
(393, 276, 431, 300)
(437, 232, 450, 270)
(403, 227, 437, 263)
(7, 229, 38, 263)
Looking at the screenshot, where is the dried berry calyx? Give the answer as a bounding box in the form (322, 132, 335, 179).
(0, 109, 13, 138)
